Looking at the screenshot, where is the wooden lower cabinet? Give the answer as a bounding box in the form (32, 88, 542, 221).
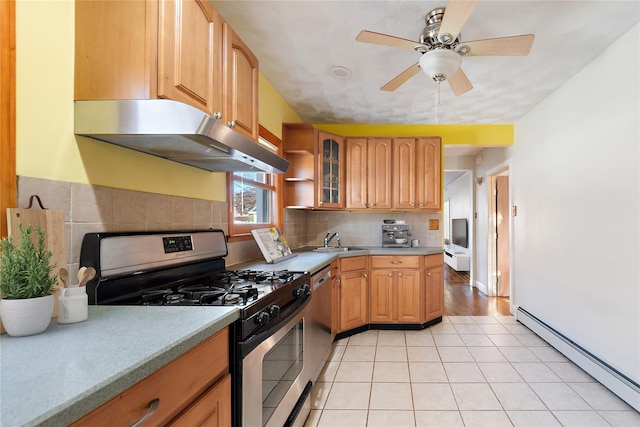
(168, 374, 231, 426)
(331, 260, 341, 340)
(338, 256, 368, 332)
(370, 256, 421, 324)
(70, 328, 230, 427)
(424, 254, 445, 322)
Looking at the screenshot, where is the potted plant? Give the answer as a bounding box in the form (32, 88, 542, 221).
(0, 224, 57, 337)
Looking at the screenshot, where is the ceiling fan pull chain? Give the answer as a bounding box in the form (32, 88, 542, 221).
(434, 80, 440, 123)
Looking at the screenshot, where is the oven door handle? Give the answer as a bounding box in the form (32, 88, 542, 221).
(240, 293, 310, 357)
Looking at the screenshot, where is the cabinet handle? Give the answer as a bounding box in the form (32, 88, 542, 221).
(419, 203, 424, 208)
(370, 203, 376, 208)
(398, 273, 402, 277)
(427, 272, 431, 276)
(131, 398, 159, 427)
(411, 203, 415, 207)
(388, 273, 393, 277)
(213, 112, 222, 120)
(363, 273, 367, 278)
(228, 120, 236, 128)
(389, 261, 402, 264)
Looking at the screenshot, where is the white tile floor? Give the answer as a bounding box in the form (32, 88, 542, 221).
(304, 315, 640, 427)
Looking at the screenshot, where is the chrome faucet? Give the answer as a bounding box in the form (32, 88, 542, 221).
(324, 232, 341, 248)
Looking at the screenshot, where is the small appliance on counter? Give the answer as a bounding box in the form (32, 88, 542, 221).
(382, 220, 411, 248)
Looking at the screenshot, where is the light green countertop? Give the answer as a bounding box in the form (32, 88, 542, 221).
(230, 246, 444, 274)
(0, 305, 239, 427)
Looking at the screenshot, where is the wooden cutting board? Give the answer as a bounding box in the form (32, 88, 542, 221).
(3, 206, 66, 327)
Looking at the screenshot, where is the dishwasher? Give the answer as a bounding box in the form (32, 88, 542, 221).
(308, 265, 333, 383)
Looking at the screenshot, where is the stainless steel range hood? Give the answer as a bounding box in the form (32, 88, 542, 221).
(74, 100, 290, 174)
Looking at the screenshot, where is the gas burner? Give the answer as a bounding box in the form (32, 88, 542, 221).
(223, 293, 241, 304)
(165, 293, 186, 305)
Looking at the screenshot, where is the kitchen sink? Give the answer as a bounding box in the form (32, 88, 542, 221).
(313, 246, 367, 253)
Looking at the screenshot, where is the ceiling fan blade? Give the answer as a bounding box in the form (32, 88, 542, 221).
(461, 34, 535, 56)
(447, 67, 473, 96)
(356, 30, 422, 51)
(439, 0, 479, 44)
(381, 63, 421, 92)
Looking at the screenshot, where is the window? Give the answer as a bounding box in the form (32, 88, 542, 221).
(227, 125, 283, 240)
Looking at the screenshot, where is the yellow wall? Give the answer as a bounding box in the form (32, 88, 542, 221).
(258, 75, 303, 137)
(314, 124, 513, 146)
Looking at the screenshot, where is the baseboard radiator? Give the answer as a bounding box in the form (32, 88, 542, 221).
(516, 306, 640, 412)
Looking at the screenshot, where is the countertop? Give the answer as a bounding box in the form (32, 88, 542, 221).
(1, 247, 442, 426)
(0, 305, 239, 427)
(230, 246, 444, 274)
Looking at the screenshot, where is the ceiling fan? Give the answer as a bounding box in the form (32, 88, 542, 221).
(355, 0, 535, 96)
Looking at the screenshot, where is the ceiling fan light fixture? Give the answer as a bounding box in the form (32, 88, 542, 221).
(418, 49, 461, 81)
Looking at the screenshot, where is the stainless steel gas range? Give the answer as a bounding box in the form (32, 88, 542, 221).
(79, 229, 314, 427)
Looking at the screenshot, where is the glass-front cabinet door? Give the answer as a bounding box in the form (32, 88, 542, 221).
(316, 132, 344, 209)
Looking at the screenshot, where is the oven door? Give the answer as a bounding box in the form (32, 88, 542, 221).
(241, 299, 312, 427)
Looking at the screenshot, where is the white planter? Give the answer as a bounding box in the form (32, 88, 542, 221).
(1, 294, 54, 337)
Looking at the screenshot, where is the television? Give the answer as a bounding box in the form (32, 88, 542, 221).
(451, 218, 468, 248)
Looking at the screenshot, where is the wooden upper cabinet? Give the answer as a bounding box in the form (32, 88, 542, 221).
(158, 0, 223, 117)
(391, 137, 442, 211)
(223, 23, 259, 141)
(283, 124, 344, 209)
(393, 138, 417, 210)
(416, 137, 442, 210)
(316, 132, 345, 209)
(75, 0, 155, 100)
(75, 0, 259, 142)
(346, 138, 392, 209)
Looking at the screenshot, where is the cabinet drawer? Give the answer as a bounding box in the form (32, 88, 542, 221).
(424, 254, 444, 268)
(71, 328, 229, 427)
(340, 256, 367, 272)
(371, 256, 420, 269)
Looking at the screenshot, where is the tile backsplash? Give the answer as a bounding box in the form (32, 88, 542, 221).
(16, 177, 442, 277)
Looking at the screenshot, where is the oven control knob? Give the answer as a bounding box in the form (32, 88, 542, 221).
(255, 311, 270, 326)
(294, 284, 310, 298)
(268, 304, 280, 317)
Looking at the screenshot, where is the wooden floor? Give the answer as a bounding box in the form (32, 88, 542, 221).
(443, 264, 511, 316)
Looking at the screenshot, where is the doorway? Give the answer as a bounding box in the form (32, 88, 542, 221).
(488, 166, 512, 300)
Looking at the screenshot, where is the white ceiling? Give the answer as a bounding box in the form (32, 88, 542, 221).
(212, 0, 638, 126)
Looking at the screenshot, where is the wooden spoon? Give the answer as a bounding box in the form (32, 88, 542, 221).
(77, 267, 87, 287)
(59, 268, 69, 288)
(82, 267, 96, 287)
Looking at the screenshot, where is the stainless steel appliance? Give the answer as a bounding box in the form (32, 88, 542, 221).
(79, 229, 313, 427)
(382, 223, 411, 248)
(309, 265, 333, 382)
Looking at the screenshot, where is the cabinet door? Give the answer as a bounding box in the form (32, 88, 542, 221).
(396, 270, 422, 323)
(158, 0, 223, 117)
(168, 375, 231, 426)
(425, 265, 444, 322)
(367, 138, 392, 209)
(370, 270, 394, 323)
(416, 137, 442, 210)
(317, 132, 344, 209)
(346, 138, 369, 209)
(223, 23, 259, 141)
(339, 270, 368, 331)
(393, 138, 416, 210)
(331, 261, 340, 340)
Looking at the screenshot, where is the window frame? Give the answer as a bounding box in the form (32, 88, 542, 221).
(226, 125, 284, 241)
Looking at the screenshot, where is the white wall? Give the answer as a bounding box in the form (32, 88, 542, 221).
(511, 24, 639, 386)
